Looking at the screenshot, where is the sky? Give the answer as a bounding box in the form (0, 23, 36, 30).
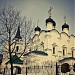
(0, 0, 74, 35)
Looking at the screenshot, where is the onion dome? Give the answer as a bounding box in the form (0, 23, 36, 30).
(46, 17, 56, 27)
(62, 23, 69, 30)
(34, 26, 41, 32)
(15, 26, 22, 39)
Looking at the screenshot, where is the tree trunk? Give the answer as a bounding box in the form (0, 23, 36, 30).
(9, 53, 13, 75)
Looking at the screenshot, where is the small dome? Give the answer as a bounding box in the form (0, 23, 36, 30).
(46, 17, 56, 27)
(34, 26, 41, 31)
(62, 23, 69, 30)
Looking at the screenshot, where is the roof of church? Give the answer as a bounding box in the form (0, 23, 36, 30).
(6, 55, 23, 64)
(59, 57, 75, 63)
(34, 26, 41, 31)
(15, 26, 22, 39)
(62, 23, 69, 30)
(24, 50, 48, 56)
(46, 17, 56, 27)
(32, 50, 48, 56)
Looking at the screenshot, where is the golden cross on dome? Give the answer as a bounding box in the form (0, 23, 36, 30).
(64, 16, 66, 23)
(48, 7, 53, 18)
(37, 19, 39, 26)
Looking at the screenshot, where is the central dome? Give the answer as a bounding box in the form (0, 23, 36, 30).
(46, 17, 56, 27)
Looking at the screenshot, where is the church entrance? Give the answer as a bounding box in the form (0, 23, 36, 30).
(14, 66, 21, 74)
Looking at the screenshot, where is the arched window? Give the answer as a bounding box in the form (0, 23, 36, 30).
(62, 46, 67, 56)
(71, 47, 75, 58)
(53, 47, 55, 54)
(52, 43, 57, 54)
(14, 66, 21, 74)
(63, 49, 65, 56)
(16, 46, 19, 52)
(61, 63, 70, 73)
(72, 50, 74, 57)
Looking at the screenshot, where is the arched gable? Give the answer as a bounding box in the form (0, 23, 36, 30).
(50, 29, 60, 38)
(61, 32, 70, 39)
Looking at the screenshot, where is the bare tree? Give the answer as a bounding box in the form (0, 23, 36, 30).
(21, 17, 34, 53)
(0, 4, 35, 75)
(0, 5, 22, 75)
(20, 17, 34, 75)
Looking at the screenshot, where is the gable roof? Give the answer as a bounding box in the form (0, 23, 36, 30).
(24, 50, 48, 56)
(59, 57, 75, 63)
(6, 55, 23, 64)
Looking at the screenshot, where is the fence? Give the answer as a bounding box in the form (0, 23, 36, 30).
(0, 65, 75, 75)
(0, 65, 56, 75)
(22, 65, 56, 75)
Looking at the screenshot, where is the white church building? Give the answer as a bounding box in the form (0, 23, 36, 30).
(1, 8, 75, 75)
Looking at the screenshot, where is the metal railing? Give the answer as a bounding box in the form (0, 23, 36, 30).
(0, 65, 75, 75)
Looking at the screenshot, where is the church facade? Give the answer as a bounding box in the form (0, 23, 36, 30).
(1, 8, 75, 75)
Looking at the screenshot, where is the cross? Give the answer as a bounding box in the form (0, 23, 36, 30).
(37, 19, 39, 26)
(48, 7, 53, 18)
(64, 16, 66, 23)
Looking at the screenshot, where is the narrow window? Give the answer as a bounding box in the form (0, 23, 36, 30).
(63, 49, 65, 56)
(16, 46, 19, 52)
(72, 51, 73, 57)
(53, 47, 55, 54)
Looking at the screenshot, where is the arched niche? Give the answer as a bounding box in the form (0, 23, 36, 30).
(61, 63, 70, 73)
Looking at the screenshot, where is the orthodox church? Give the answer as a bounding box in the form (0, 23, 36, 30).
(1, 7, 75, 75)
